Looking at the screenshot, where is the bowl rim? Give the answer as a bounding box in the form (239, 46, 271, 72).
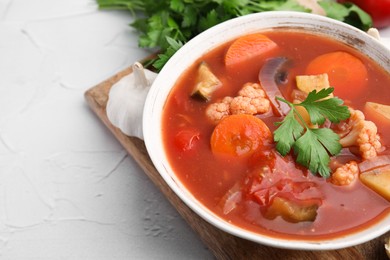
(143, 11, 390, 250)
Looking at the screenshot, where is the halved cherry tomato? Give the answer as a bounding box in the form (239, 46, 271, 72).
(174, 128, 200, 152)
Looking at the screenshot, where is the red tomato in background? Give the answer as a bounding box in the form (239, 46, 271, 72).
(338, 0, 390, 28)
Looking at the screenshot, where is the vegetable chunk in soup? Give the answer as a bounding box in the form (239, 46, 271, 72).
(162, 30, 390, 240)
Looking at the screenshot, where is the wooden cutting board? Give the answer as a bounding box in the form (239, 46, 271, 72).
(84, 65, 390, 260)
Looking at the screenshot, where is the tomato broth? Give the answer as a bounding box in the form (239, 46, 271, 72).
(162, 30, 390, 240)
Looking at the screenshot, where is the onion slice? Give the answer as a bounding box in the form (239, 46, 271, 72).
(259, 57, 291, 116)
(358, 155, 390, 173)
(219, 183, 242, 215)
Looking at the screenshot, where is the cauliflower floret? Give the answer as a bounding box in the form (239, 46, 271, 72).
(206, 83, 270, 123)
(338, 108, 382, 160)
(358, 121, 382, 159)
(230, 96, 270, 115)
(205, 96, 233, 124)
(238, 83, 266, 98)
(330, 161, 359, 186)
(231, 83, 270, 115)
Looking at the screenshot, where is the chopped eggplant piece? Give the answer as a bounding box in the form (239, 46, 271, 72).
(296, 73, 333, 97)
(191, 62, 222, 101)
(265, 197, 319, 223)
(360, 167, 390, 201)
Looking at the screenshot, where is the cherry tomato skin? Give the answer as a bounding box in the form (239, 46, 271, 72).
(174, 128, 200, 152)
(338, 0, 390, 28)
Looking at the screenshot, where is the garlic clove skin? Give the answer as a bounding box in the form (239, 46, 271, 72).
(367, 28, 381, 40)
(367, 29, 390, 51)
(106, 63, 158, 139)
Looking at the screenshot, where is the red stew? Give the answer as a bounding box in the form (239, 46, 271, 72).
(162, 30, 390, 240)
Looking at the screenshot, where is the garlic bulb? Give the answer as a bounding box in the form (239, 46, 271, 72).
(106, 62, 158, 139)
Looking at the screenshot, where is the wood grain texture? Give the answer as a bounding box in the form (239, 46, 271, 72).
(84, 66, 390, 260)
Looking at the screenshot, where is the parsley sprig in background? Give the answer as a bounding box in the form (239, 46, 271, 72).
(96, 0, 372, 70)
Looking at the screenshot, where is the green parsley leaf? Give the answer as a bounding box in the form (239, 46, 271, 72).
(294, 128, 341, 178)
(275, 0, 310, 12)
(182, 6, 198, 28)
(274, 88, 350, 178)
(170, 0, 185, 13)
(299, 88, 350, 125)
(319, 1, 373, 31)
(152, 37, 184, 71)
(274, 110, 304, 156)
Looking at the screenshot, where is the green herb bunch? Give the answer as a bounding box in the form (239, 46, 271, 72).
(97, 0, 372, 70)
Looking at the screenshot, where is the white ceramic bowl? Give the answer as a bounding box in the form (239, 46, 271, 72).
(143, 11, 390, 250)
